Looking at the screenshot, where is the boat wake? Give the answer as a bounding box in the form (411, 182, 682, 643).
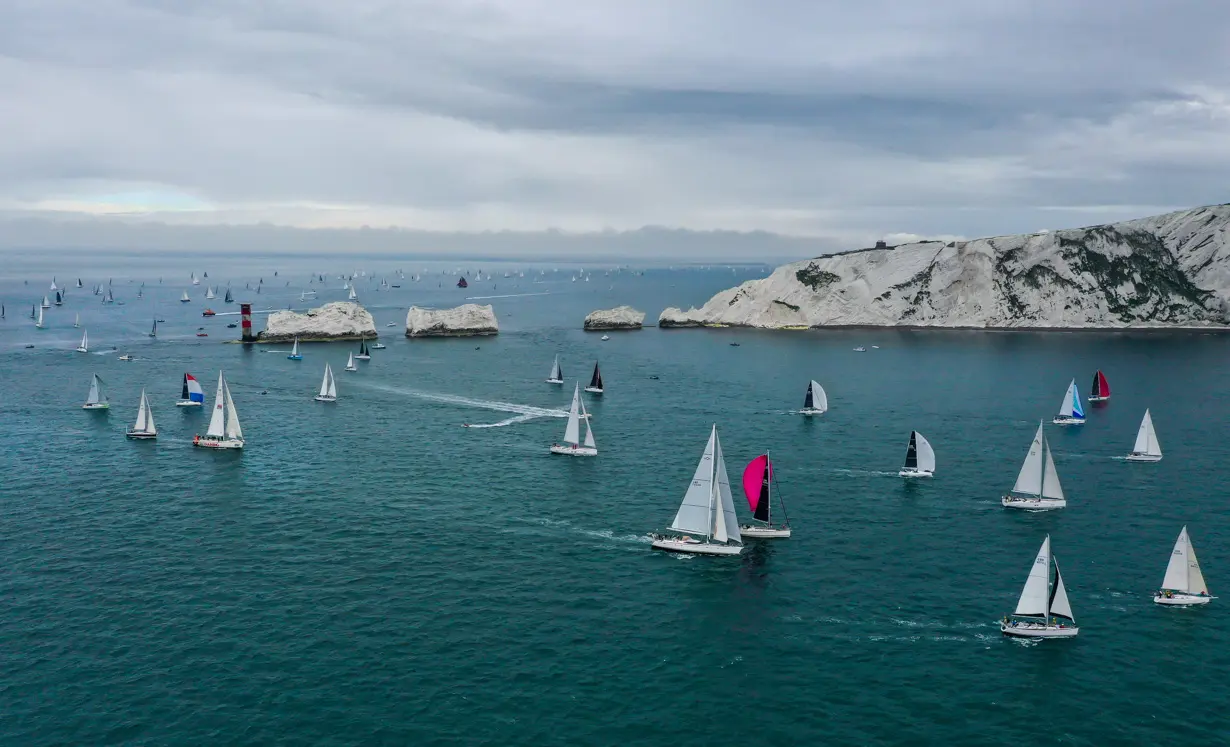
(830, 468, 901, 478)
(357, 382, 569, 422)
(464, 292, 552, 300)
(464, 414, 539, 428)
(518, 517, 651, 547)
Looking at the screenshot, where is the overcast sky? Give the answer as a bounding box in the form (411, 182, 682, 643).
(2, 0, 1228, 257)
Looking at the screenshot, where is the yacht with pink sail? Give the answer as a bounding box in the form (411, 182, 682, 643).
(740, 452, 791, 538)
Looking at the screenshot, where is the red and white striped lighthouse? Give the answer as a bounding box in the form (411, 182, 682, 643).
(240, 302, 255, 342)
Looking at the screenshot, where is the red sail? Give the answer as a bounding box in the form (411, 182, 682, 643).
(742, 454, 772, 519)
(1095, 370, 1110, 397)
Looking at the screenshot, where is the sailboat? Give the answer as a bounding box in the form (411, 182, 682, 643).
(104, 286, 114, 304)
(41, 295, 50, 308)
(650, 425, 743, 556)
(180, 290, 191, 303)
(801, 379, 828, 415)
(149, 319, 157, 338)
(1155, 526, 1213, 605)
(348, 286, 358, 301)
(193, 371, 244, 449)
(176, 373, 206, 406)
(50, 278, 58, 291)
(899, 431, 936, 477)
(550, 384, 597, 456)
(740, 452, 791, 538)
(34, 306, 44, 329)
(125, 389, 158, 439)
(1000, 535, 1078, 638)
(205, 286, 216, 300)
(1053, 379, 1086, 425)
(314, 363, 338, 402)
(76, 330, 89, 353)
(344, 352, 358, 372)
(546, 355, 564, 384)
(584, 362, 603, 394)
(74, 313, 80, 328)
(191, 272, 200, 286)
(1002, 421, 1066, 510)
(82, 373, 109, 410)
(1125, 409, 1162, 462)
(1088, 370, 1111, 402)
(287, 338, 303, 360)
(355, 341, 370, 360)
(76, 278, 83, 289)
(54, 291, 62, 306)
(224, 288, 233, 303)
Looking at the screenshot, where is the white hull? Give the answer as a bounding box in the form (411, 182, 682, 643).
(193, 436, 244, 450)
(800, 408, 824, 416)
(899, 468, 933, 478)
(740, 525, 791, 538)
(1052, 416, 1085, 426)
(549, 444, 596, 457)
(584, 387, 603, 394)
(314, 395, 337, 402)
(75, 347, 88, 353)
(125, 430, 156, 440)
(355, 355, 370, 361)
(1125, 453, 1162, 462)
(651, 538, 743, 556)
(345, 366, 358, 372)
(1088, 395, 1109, 402)
(82, 403, 110, 410)
(1154, 592, 1212, 606)
(1002, 495, 1066, 510)
(175, 401, 203, 407)
(546, 378, 564, 384)
(1000, 621, 1079, 638)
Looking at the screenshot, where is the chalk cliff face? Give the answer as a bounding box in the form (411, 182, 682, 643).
(405, 304, 499, 337)
(259, 302, 377, 342)
(583, 306, 646, 330)
(660, 205, 1230, 329)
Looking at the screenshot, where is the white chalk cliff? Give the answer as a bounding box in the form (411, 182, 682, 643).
(259, 302, 377, 342)
(660, 204, 1230, 329)
(584, 306, 646, 330)
(405, 304, 499, 337)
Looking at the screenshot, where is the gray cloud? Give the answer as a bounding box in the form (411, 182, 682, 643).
(1, 0, 1229, 257)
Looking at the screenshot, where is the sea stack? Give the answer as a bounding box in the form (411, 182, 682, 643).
(583, 306, 646, 331)
(257, 302, 377, 342)
(405, 304, 499, 337)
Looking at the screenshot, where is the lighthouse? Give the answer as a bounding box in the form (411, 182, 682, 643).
(240, 303, 256, 342)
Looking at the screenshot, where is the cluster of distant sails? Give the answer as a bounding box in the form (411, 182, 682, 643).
(82, 371, 243, 449)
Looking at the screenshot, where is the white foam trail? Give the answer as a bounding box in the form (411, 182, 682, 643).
(358, 382, 569, 420)
(464, 292, 552, 300)
(465, 414, 538, 428)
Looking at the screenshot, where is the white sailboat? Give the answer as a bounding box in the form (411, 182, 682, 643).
(180, 290, 191, 303)
(1002, 421, 1066, 510)
(191, 272, 200, 285)
(546, 355, 564, 384)
(125, 388, 158, 439)
(1053, 379, 1086, 425)
(205, 286, 216, 300)
(74, 313, 80, 328)
(1154, 526, 1213, 605)
(899, 430, 936, 477)
(348, 286, 358, 301)
(800, 379, 828, 415)
(650, 425, 743, 556)
(1125, 409, 1162, 462)
(344, 352, 358, 371)
(739, 452, 791, 538)
(550, 384, 597, 456)
(76, 330, 89, 353)
(1000, 535, 1079, 638)
(193, 371, 244, 449)
(287, 338, 303, 360)
(34, 306, 44, 329)
(50, 278, 58, 291)
(82, 373, 109, 410)
(314, 363, 338, 402)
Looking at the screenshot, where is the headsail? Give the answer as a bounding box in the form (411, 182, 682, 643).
(804, 380, 828, 412)
(711, 433, 741, 544)
(742, 454, 772, 522)
(1049, 562, 1075, 621)
(914, 432, 936, 473)
(580, 392, 596, 449)
(223, 377, 243, 439)
(589, 363, 602, 389)
(1041, 440, 1064, 501)
(1014, 535, 1052, 618)
(183, 373, 205, 403)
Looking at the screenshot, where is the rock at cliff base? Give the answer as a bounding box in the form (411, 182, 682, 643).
(406, 304, 499, 337)
(258, 302, 377, 342)
(584, 306, 646, 331)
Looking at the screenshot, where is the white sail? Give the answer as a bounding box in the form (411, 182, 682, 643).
(74, 313, 80, 327)
(132, 389, 156, 434)
(1057, 379, 1084, 418)
(549, 355, 562, 380)
(1014, 535, 1052, 617)
(712, 433, 741, 545)
(80, 330, 89, 351)
(1161, 527, 1191, 591)
(85, 374, 105, 405)
(346, 352, 356, 369)
(181, 290, 190, 301)
(206, 372, 227, 437)
(42, 295, 50, 307)
(580, 393, 596, 449)
(1050, 563, 1075, 621)
(563, 384, 581, 445)
(1188, 533, 1209, 595)
(808, 380, 828, 412)
(1041, 441, 1064, 501)
(205, 286, 215, 299)
(670, 426, 717, 536)
(1133, 410, 1161, 457)
(319, 363, 336, 398)
(291, 338, 300, 356)
(35, 307, 43, 327)
(1012, 422, 1045, 495)
(223, 378, 243, 439)
(348, 287, 358, 300)
(915, 432, 936, 472)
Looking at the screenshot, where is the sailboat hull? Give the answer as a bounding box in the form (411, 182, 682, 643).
(288, 355, 302, 360)
(899, 468, 934, 478)
(345, 365, 358, 372)
(125, 430, 157, 440)
(355, 355, 370, 361)
(193, 436, 244, 449)
(1052, 415, 1085, 425)
(549, 444, 597, 457)
(739, 525, 791, 538)
(1002, 495, 1066, 510)
(1125, 453, 1162, 462)
(82, 403, 110, 410)
(800, 408, 824, 416)
(546, 378, 564, 384)
(1000, 621, 1079, 638)
(175, 401, 204, 407)
(651, 538, 743, 556)
(1088, 395, 1110, 402)
(1154, 591, 1212, 605)
(75, 347, 88, 353)
(314, 395, 337, 402)
(583, 387, 603, 394)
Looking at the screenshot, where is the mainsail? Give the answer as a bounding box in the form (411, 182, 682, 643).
(1012, 422, 1063, 499)
(670, 427, 718, 536)
(589, 363, 603, 389)
(1162, 527, 1208, 594)
(563, 384, 582, 445)
(1014, 535, 1052, 618)
(85, 374, 107, 406)
(549, 355, 562, 380)
(1058, 379, 1085, 418)
(206, 372, 227, 437)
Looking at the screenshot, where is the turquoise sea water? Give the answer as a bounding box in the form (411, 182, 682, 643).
(1, 258, 1228, 745)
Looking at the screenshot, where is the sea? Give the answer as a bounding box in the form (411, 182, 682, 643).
(1, 252, 1228, 746)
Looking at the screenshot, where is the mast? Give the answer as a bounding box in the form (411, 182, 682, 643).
(706, 430, 718, 541)
(766, 451, 772, 526)
(1038, 431, 1046, 500)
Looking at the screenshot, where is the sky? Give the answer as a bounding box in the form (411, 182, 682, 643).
(1, 0, 1229, 259)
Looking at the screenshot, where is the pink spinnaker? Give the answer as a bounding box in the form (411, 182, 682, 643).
(742, 454, 771, 512)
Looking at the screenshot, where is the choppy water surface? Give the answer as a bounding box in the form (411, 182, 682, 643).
(1, 259, 1228, 745)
